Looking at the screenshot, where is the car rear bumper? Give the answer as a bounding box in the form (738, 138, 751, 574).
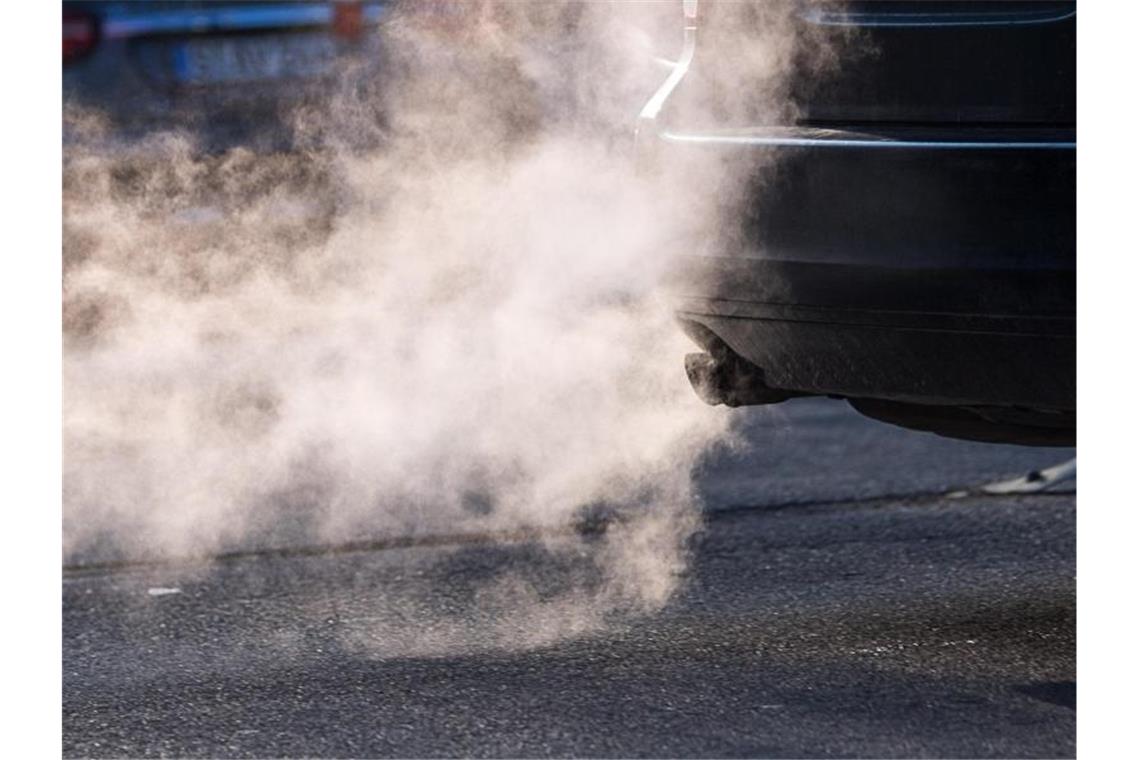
(675, 265, 1074, 411)
(658, 126, 1075, 412)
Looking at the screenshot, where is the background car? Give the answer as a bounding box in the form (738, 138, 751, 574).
(63, 0, 388, 152)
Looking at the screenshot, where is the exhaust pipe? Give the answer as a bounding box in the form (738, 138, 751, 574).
(684, 350, 799, 408)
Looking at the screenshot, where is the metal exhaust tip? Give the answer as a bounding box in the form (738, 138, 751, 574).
(684, 351, 800, 408)
(684, 352, 728, 406)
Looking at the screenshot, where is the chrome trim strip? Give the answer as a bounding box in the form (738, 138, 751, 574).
(659, 132, 1076, 151)
(799, 7, 1076, 28)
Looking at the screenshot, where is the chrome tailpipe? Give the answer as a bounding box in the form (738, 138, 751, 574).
(684, 350, 800, 408)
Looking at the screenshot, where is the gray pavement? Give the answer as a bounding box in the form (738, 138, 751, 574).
(63, 398, 1075, 757)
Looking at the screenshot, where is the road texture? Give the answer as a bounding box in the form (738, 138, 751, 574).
(63, 398, 1075, 758)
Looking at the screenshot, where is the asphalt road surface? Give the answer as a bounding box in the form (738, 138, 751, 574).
(63, 398, 1075, 758)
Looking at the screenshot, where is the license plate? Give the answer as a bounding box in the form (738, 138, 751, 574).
(173, 33, 338, 86)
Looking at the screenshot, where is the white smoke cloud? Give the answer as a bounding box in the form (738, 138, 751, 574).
(63, 0, 846, 653)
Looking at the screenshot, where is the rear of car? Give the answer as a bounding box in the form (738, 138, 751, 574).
(640, 0, 1076, 445)
(63, 0, 388, 152)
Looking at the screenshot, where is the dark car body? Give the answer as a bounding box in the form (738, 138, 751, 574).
(640, 0, 1076, 445)
(63, 0, 389, 152)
